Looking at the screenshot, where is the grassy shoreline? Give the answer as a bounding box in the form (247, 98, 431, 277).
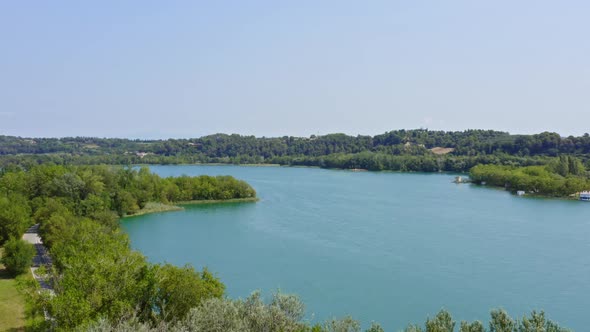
(124, 202, 184, 218)
(176, 197, 259, 205)
(123, 198, 259, 218)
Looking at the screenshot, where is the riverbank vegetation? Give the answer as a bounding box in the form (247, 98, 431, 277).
(469, 156, 590, 197)
(0, 165, 256, 330)
(0, 164, 258, 330)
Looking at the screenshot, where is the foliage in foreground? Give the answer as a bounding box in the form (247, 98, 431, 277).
(87, 303, 571, 332)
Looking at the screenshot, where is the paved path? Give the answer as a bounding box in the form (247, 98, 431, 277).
(22, 224, 54, 294)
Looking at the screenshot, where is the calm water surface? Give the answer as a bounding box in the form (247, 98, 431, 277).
(122, 165, 589, 331)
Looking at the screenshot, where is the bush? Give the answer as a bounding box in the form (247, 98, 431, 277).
(1, 237, 35, 275)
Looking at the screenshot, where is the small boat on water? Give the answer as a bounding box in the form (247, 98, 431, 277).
(453, 176, 471, 183)
(580, 191, 590, 201)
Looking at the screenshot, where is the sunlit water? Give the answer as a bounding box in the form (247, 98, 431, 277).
(122, 165, 589, 331)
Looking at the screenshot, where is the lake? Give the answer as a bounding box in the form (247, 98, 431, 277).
(122, 165, 589, 331)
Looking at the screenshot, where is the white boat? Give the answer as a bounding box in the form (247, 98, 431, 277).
(580, 191, 590, 201)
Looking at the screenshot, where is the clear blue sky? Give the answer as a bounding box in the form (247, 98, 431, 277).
(1, 1, 588, 138)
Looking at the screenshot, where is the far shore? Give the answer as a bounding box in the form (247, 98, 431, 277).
(133, 162, 471, 174)
(134, 162, 283, 167)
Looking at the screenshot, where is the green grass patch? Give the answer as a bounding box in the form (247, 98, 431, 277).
(124, 198, 259, 218)
(176, 197, 259, 205)
(125, 202, 184, 217)
(0, 248, 26, 331)
(0, 249, 50, 332)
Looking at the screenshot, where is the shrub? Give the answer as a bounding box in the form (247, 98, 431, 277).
(1, 237, 35, 276)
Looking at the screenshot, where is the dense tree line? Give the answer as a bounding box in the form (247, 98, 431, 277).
(469, 156, 589, 196)
(3, 130, 590, 160)
(2, 130, 590, 175)
(0, 164, 255, 228)
(268, 153, 552, 172)
(0, 151, 558, 174)
(0, 165, 256, 330)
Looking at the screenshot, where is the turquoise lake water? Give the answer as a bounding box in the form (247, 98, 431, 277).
(122, 165, 589, 331)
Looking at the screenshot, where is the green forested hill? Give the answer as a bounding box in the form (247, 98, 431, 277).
(2, 130, 590, 158)
(2, 130, 590, 173)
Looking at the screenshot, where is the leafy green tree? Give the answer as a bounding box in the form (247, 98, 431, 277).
(176, 291, 307, 332)
(0, 194, 31, 245)
(240, 291, 308, 332)
(114, 190, 139, 216)
(180, 297, 247, 332)
(460, 320, 485, 332)
(323, 316, 361, 332)
(154, 264, 225, 322)
(490, 309, 516, 332)
(426, 309, 455, 332)
(518, 310, 545, 332)
(546, 321, 571, 332)
(270, 291, 305, 323)
(366, 322, 385, 332)
(517, 311, 571, 332)
(1, 237, 35, 275)
(48, 218, 150, 330)
(404, 324, 424, 332)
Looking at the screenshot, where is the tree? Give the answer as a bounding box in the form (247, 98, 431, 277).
(154, 264, 225, 322)
(426, 309, 455, 332)
(180, 297, 247, 332)
(460, 321, 485, 332)
(404, 324, 424, 332)
(113, 190, 139, 216)
(1, 237, 35, 275)
(490, 309, 516, 332)
(0, 194, 31, 245)
(366, 322, 385, 332)
(269, 291, 305, 323)
(518, 311, 571, 332)
(323, 316, 361, 332)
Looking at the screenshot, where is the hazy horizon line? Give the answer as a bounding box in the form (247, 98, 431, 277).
(3, 128, 589, 141)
